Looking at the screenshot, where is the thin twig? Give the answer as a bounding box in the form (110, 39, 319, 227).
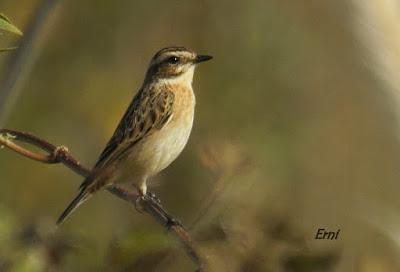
(0, 128, 203, 271)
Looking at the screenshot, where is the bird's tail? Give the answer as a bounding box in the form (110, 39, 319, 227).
(57, 188, 90, 225)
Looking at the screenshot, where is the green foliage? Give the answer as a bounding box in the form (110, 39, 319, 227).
(0, 13, 22, 36)
(0, 13, 22, 53)
(0, 46, 18, 52)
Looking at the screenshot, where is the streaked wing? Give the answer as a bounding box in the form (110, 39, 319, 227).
(80, 86, 174, 188)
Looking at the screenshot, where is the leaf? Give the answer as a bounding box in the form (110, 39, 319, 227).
(0, 13, 23, 35)
(0, 46, 18, 52)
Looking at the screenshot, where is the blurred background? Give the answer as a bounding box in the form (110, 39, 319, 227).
(1, 0, 400, 271)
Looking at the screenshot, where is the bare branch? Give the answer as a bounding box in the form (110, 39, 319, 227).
(0, 128, 203, 271)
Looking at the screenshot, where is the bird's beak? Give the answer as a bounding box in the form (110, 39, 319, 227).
(194, 55, 213, 64)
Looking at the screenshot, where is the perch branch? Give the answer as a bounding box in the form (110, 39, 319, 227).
(0, 128, 203, 271)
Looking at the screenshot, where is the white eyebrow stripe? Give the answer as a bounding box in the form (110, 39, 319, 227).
(152, 51, 193, 66)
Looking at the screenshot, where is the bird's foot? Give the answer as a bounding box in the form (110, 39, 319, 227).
(134, 191, 160, 213)
(134, 190, 181, 230)
(147, 191, 161, 204)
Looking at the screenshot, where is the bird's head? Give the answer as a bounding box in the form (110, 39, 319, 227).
(145, 46, 212, 84)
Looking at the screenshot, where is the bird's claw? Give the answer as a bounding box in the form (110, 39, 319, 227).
(135, 191, 160, 213)
(135, 191, 181, 230)
(147, 191, 161, 204)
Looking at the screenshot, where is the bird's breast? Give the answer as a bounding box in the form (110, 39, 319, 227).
(124, 84, 195, 179)
(150, 84, 195, 173)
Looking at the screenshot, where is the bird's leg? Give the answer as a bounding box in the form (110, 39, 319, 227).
(134, 181, 147, 213)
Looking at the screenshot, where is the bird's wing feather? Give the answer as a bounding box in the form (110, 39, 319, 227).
(80, 86, 174, 189)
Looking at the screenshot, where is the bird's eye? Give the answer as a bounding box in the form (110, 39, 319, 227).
(167, 56, 179, 64)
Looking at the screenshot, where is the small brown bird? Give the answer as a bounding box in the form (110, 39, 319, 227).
(57, 47, 212, 224)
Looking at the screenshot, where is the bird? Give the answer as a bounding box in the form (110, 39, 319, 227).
(57, 46, 212, 224)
